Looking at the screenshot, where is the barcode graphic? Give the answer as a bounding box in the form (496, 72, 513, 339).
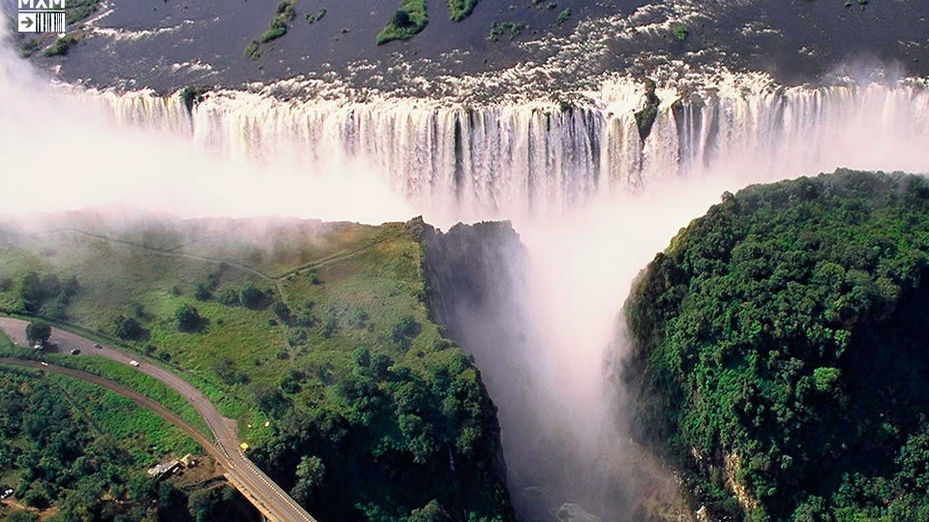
(34, 12, 66, 33)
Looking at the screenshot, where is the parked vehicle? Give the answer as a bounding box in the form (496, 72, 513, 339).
(129, 360, 140, 367)
(70, 349, 81, 355)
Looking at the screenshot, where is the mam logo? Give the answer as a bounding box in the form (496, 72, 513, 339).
(19, 0, 66, 8)
(17, 0, 66, 33)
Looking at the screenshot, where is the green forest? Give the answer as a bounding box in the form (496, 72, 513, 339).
(624, 170, 929, 521)
(0, 364, 253, 522)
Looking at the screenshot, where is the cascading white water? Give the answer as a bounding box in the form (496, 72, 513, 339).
(83, 78, 929, 224)
(9, 29, 929, 516)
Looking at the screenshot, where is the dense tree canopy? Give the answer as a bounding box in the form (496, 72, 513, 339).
(624, 170, 929, 521)
(24, 321, 51, 345)
(251, 347, 511, 522)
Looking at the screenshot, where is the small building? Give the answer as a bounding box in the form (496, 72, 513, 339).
(147, 459, 181, 480)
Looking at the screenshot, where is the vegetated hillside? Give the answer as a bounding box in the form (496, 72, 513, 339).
(0, 353, 257, 522)
(0, 213, 513, 521)
(624, 170, 929, 521)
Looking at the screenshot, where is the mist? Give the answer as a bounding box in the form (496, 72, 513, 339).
(6, 14, 929, 520)
(0, 22, 412, 224)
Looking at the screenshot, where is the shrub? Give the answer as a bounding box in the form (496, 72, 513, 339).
(446, 0, 478, 21)
(348, 308, 368, 329)
(194, 282, 212, 301)
(391, 9, 412, 28)
(391, 316, 420, 349)
(240, 283, 268, 309)
(305, 7, 326, 24)
(260, 26, 286, 43)
(218, 287, 240, 306)
(43, 35, 77, 57)
(322, 315, 338, 338)
(114, 315, 145, 340)
(244, 41, 260, 60)
(25, 321, 51, 345)
(174, 304, 203, 333)
(272, 301, 291, 323)
(376, 0, 427, 45)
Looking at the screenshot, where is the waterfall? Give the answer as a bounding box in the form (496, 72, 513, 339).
(83, 78, 929, 222)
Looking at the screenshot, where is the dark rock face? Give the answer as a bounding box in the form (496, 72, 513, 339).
(420, 221, 529, 333)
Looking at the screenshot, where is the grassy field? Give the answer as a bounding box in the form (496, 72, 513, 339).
(0, 213, 512, 519)
(0, 216, 429, 442)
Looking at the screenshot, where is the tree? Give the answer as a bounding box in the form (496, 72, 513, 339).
(194, 282, 211, 301)
(291, 455, 325, 506)
(391, 316, 420, 349)
(408, 499, 451, 522)
(240, 283, 267, 309)
(39, 274, 60, 298)
(272, 301, 291, 323)
(20, 272, 45, 312)
(391, 9, 412, 28)
(25, 321, 51, 345)
(174, 304, 203, 333)
(114, 315, 144, 340)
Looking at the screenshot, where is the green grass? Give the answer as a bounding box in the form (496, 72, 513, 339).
(376, 0, 427, 45)
(45, 372, 201, 463)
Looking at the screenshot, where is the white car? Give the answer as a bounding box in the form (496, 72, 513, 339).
(129, 360, 140, 367)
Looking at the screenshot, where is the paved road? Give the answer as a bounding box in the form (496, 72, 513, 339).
(0, 317, 316, 522)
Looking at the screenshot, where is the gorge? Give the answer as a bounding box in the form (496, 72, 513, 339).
(4, 9, 929, 519)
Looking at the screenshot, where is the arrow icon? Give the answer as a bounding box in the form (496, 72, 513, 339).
(18, 13, 37, 32)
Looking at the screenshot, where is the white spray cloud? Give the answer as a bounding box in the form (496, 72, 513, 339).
(0, 22, 412, 224)
(5, 14, 929, 519)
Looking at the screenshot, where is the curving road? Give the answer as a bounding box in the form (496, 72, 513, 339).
(0, 317, 316, 522)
